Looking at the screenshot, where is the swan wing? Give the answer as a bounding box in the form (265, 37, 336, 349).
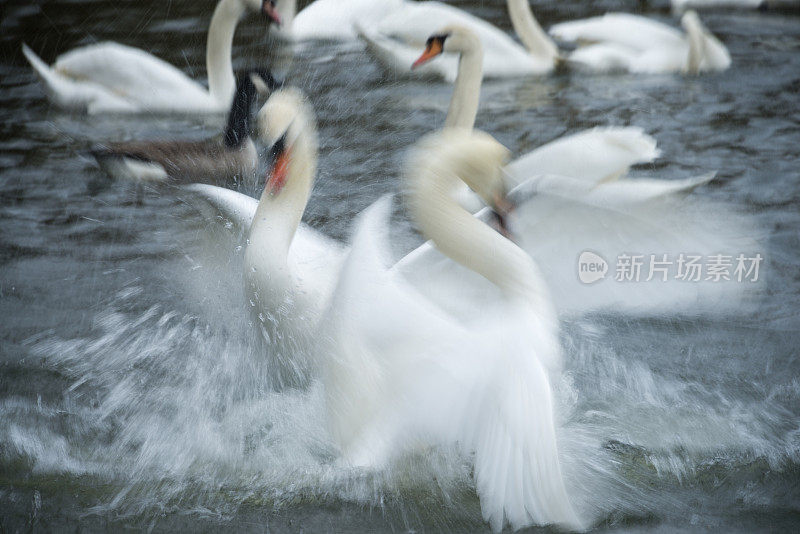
(505, 126, 660, 187)
(432, 320, 581, 532)
(333, 200, 580, 531)
(399, 173, 753, 315)
(323, 196, 462, 460)
(550, 13, 686, 53)
(53, 42, 216, 112)
(182, 183, 345, 301)
(181, 183, 258, 236)
(596, 172, 716, 201)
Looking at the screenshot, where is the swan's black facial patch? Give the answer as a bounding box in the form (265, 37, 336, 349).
(267, 131, 288, 164)
(426, 34, 450, 50)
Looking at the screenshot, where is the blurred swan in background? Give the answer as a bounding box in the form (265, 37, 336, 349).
(275, 0, 403, 41)
(355, 0, 558, 80)
(92, 69, 280, 184)
(321, 129, 583, 532)
(21, 0, 281, 114)
(550, 10, 731, 74)
(409, 25, 713, 204)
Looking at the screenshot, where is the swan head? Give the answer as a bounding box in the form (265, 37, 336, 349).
(257, 87, 315, 197)
(412, 25, 481, 68)
(442, 130, 511, 218)
(410, 129, 511, 216)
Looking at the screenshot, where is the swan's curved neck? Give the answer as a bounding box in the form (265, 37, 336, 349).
(444, 45, 483, 130)
(683, 19, 705, 75)
(252, 116, 318, 256)
(207, 0, 245, 105)
(506, 0, 558, 60)
(409, 162, 549, 305)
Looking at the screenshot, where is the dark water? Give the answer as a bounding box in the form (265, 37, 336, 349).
(1, 0, 800, 532)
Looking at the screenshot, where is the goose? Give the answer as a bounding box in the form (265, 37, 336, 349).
(21, 0, 281, 114)
(355, 0, 559, 81)
(549, 10, 731, 74)
(92, 69, 280, 185)
(321, 129, 584, 532)
(411, 25, 714, 199)
(185, 87, 347, 387)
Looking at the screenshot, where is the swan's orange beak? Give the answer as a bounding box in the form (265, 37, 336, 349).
(412, 36, 445, 69)
(266, 146, 290, 197)
(262, 0, 282, 26)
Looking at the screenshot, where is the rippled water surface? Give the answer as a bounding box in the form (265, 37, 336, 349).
(1, 0, 799, 532)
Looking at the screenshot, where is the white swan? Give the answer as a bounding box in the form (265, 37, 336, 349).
(322, 129, 583, 532)
(21, 0, 281, 114)
(549, 10, 731, 74)
(412, 25, 713, 198)
(273, 0, 404, 41)
(186, 88, 346, 386)
(355, 0, 558, 81)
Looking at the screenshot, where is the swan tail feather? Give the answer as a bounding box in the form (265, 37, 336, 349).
(601, 126, 661, 166)
(21, 43, 67, 104)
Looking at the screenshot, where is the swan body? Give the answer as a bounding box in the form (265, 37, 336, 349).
(282, 0, 403, 41)
(322, 130, 582, 532)
(357, 0, 557, 81)
(92, 70, 279, 185)
(22, 0, 279, 114)
(550, 11, 731, 74)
